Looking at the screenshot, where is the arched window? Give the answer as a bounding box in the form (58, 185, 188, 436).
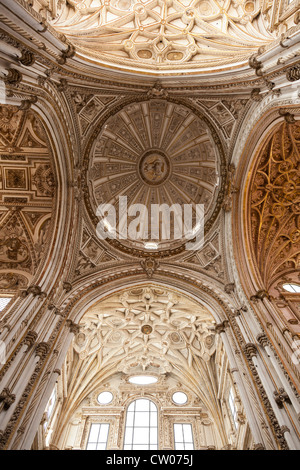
(124, 399, 158, 450)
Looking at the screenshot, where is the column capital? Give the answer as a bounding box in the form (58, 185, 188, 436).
(35, 342, 50, 359)
(274, 388, 291, 409)
(256, 333, 269, 348)
(215, 320, 229, 334)
(19, 50, 35, 67)
(286, 64, 300, 82)
(24, 285, 47, 299)
(250, 290, 269, 302)
(63, 282, 73, 293)
(243, 343, 258, 358)
(252, 443, 265, 450)
(24, 331, 38, 350)
(0, 387, 16, 410)
(66, 320, 80, 336)
(4, 68, 23, 85)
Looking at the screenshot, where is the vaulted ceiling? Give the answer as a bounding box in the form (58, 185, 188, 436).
(247, 121, 300, 290)
(85, 99, 221, 255)
(51, 0, 276, 73)
(56, 286, 229, 440)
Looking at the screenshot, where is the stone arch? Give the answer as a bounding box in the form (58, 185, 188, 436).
(20, 273, 277, 451)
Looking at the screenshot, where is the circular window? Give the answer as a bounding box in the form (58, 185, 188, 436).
(129, 376, 158, 385)
(172, 392, 188, 405)
(97, 391, 113, 405)
(282, 283, 300, 293)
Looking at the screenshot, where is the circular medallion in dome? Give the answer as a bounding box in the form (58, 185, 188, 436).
(138, 150, 171, 186)
(84, 99, 225, 257)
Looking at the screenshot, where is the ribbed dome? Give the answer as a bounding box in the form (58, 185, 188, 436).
(85, 99, 223, 256)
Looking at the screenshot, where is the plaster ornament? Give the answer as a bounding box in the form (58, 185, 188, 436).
(51, 0, 277, 74)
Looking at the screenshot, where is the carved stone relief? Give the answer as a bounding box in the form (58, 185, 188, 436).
(0, 106, 55, 292)
(49, 0, 279, 73)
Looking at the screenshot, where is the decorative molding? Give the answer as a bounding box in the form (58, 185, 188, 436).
(0, 388, 16, 411)
(140, 258, 159, 279)
(286, 65, 300, 82)
(3, 69, 23, 85)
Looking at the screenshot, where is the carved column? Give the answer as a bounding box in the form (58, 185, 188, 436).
(0, 331, 38, 389)
(257, 334, 300, 423)
(216, 323, 266, 448)
(110, 415, 121, 450)
(161, 416, 172, 450)
(244, 343, 299, 450)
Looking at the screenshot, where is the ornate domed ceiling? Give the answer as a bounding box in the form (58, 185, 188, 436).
(51, 0, 275, 74)
(84, 99, 224, 256)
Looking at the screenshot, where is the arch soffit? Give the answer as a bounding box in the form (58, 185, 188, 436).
(26, 99, 77, 288)
(60, 276, 234, 330)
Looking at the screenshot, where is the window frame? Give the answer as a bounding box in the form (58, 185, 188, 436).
(123, 398, 159, 451)
(0, 296, 13, 312)
(81, 416, 114, 450)
(282, 283, 300, 294)
(228, 387, 238, 430)
(173, 423, 195, 451)
(86, 422, 110, 450)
